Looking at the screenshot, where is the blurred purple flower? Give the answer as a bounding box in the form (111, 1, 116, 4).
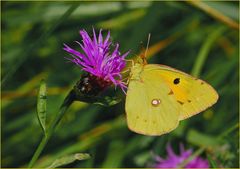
(154, 144, 209, 168)
(63, 28, 129, 92)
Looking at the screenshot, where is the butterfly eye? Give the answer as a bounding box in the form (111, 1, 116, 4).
(151, 99, 161, 107)
(173, 78, 180, 84)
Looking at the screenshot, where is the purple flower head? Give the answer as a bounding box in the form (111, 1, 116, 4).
(154, 143, 209, 168)
(63, 28, 129, 92)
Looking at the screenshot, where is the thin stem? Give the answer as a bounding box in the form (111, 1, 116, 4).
(28, 91, 75, 168)
(28, 136, 50, 168)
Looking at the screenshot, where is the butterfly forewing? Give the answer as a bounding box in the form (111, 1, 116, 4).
(145, 64, 219, 120)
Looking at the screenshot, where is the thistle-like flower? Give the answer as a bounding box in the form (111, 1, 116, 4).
(153, 144, 209, 168)
(63, 28, 129, 96)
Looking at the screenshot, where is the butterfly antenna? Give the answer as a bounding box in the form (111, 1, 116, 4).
(141, 33, 151, 65)
(145, 33, 151, 58)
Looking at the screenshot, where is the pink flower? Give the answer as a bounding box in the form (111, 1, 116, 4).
(154, 144, 209, 168)
(63, 28, 129, 92)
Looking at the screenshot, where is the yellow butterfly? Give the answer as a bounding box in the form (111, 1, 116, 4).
(125, 46, 218, 136)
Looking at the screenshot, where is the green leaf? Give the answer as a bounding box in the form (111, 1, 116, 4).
(207, 154, 218, 168)
(37, 79, 47, 134)
(47, 153, 90, 168)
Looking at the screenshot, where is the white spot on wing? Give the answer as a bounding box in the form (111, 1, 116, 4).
(151, 99, 161, 107)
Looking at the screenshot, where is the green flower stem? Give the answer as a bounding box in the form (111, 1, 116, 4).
(28, 91, 75, 168)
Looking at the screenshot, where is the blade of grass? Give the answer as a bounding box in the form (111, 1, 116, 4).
(186, 0, 239, 30)
(204, 1, 239, 21)
(2, 4, 79, 87)
(191, 26, 227, 77)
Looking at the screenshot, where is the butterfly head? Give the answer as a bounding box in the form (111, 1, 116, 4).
(127, 34, 150, 82)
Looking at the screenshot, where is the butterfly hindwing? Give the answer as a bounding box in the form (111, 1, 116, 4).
(126, 64, 180, 136)
(144, 64, 219, 120)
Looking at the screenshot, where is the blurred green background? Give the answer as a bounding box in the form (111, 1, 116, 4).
(1, 1, 239, 168)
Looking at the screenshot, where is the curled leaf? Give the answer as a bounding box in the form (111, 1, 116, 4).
(47, 153, 90, 168)
(37, 79, 47, 134)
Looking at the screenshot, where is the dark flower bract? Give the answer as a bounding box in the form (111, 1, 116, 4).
(63, 28, 129, 92)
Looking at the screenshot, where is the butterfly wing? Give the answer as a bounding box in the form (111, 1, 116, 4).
(144, 64, 219, 120)
(126, 64, 180, 136)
